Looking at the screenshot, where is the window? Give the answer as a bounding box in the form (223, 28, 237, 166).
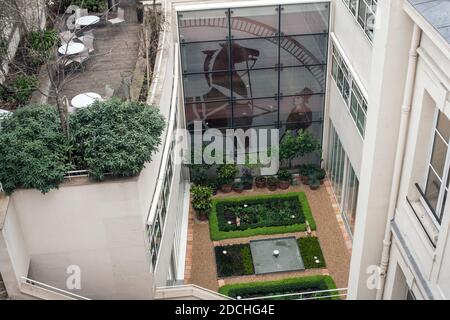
(421, 111, 450, 224)
(331, 42, 368, 137)
(327, 124, 359, 237)
(179, 3, 330, 135)
(342, 0, 378, 43)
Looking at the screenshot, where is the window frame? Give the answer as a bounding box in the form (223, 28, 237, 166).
(342, 0, 378, 44)
(419, 111, 450, 226)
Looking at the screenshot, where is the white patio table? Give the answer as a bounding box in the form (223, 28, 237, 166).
(71, 92, 103, 110)
(76, 15, 100, 27)
(58, 42, 85, 55)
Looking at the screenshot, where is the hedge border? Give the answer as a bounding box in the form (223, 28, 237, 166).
(209, 192, 316, 241)
(218, 275, 337, 299)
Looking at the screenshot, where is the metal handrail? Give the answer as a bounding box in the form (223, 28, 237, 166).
(241, 287, 348, 301)
(156, 284, 232, 300)
(21, 277, 90, 300)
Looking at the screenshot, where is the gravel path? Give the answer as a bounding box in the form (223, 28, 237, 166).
(187, 178, 351, 291)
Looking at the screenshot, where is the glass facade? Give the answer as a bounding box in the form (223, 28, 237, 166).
(178, 3, 330, 143)
(327, 124, 359, 236)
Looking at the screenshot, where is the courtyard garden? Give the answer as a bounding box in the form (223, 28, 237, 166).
(187, 152, 351, 299)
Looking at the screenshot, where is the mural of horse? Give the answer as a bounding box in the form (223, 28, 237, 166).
(185, 41, 260, 130)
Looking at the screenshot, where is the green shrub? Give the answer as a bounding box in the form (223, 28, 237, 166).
(0, 104, 72, 194)
(216, 163, 238, 185)
(209, 192, 316, 241)
(69, 0, 107, 12)
(215, 244, 254, 277)
(29, 29, 58, 52)
(219, 275, 337, 300)
(298, 237, 326, 269)
(2, 75, 38, 106)
(191, 185, 212, 213)
(70, 99, 165, 180)
(277, 169, 292, 181)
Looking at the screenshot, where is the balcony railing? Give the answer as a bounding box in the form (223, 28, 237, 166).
(240, 288, 348, 300)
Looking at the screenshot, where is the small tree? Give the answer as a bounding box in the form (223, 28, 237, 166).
(190, 184, 212, 221)
(69, 98, 165, 180)
(0, 104, 72, 194)
(280, 129, 321, 168)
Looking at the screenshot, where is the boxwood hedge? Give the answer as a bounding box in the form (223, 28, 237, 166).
(209, 192, 316, 241)
(219, 275, 337, 300)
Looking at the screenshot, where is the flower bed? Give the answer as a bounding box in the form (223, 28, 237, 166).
(215, 244, 254, 277)
(299, 237, 326, 269)
(209, 192, 316, 241)
(218, 275, 337, 300)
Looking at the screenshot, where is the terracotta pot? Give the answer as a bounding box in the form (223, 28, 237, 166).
(301, 175, 310, 185)
(195, 210, 208, 221)
(267, 184, 278, 191)
(233, 186, 244, 193)
(310, 183, 320, 191)
(320, 178, 325, 185)
(278, 180, 290, 190)
(221, 184, 232, 193)
(255, 180, 266, 188)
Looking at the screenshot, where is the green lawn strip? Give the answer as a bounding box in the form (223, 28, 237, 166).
(218, 275, 338, 300)
(215, 244, 254, 277)
(209, 192, 316, 241)
(298, 237, 326, 269)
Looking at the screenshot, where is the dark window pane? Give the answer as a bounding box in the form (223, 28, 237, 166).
(279, 65, 326, 96)
(234, 97, 278, 128)
(230, 6, 278, 39)
(181, 41, 229, 73)
(231, 38, 278, 70)
(185, 100, 232, 130)
(280, 34, 328, 67)
(437, 112, 450, 141)
(232, 68, 278, 99)
(425, 168, 441, 214)
(178, 10, 228, 42)
(279, 94, 324, 125)
(430, 134, 447, 178)
(183, 72, 230, 102)
(280, 3, 330, 35)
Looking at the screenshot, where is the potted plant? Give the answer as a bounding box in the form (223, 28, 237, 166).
(191, 185, 212, 221)
(315, 167, 326, 184)
(217, 164, 238, 193)
(255, 176, 267, 188)
(277, 169, 292, 190)
(299, 164, 313, 184)
(267, 176, 279, 191)
(232, 181, 244, 193)
(309, 174, 320, 190)
(241, 169, 253, 190)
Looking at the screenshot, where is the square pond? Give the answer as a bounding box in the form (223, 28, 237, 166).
(250, 236, 305, 274)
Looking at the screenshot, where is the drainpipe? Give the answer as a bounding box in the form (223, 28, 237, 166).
(376, 24, 422, 300)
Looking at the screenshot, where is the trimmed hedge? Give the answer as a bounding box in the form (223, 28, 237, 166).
(219, 275, 337, 300)
(216, 196, 304, 231)
(298, 237, 326, 269)
(215, 244, 254, 277)
(209, 192, 316, 241)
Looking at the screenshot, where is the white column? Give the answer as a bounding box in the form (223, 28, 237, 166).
(347, 0, 414, 299)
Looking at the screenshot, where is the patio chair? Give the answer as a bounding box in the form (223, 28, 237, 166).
(104, 85, 114, 99)
(63, 96, 76, 113)
(81, 36, 94, 53)
(78, 29, 95, 43)
(59, 31, 77, 44)
(108, 8, 125, 25)
(66, 15, 77, 31)
(65, 5, 78, 15)
(64, 49, 90, 72)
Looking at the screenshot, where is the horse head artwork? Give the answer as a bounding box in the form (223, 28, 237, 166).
(185, 42, 260, 130)
(285, 87, 314, 132)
